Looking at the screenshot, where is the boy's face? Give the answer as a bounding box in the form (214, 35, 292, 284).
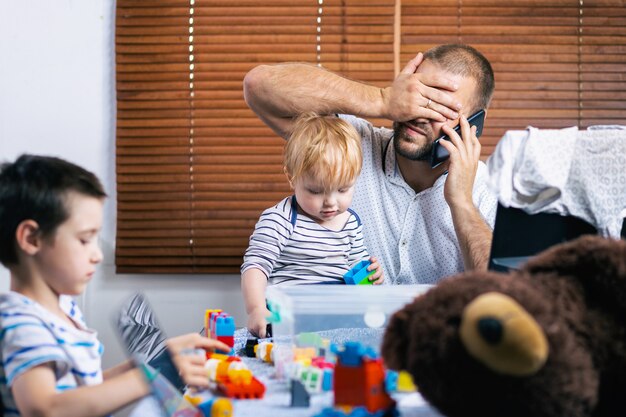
(291, 173, 355, 227)
(36, 192, 104, 296)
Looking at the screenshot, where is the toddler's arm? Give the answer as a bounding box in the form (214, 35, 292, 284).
(241, 267, 271, 338)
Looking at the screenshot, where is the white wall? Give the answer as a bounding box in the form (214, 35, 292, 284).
(0, 1, 246, 370)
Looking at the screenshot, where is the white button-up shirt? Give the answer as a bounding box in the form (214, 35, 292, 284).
(341, 115, 498, 284)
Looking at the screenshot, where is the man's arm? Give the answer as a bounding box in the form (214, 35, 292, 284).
(440, 115, 493, 271)
(450, 203, 493, 271)
(243, 53, 462, 139)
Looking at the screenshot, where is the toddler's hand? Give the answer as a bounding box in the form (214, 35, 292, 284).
(247, 306, 270, 338)
(367, 256, 384, 285)
(166, 333, 229, 388)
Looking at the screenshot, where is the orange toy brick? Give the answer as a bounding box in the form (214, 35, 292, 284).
(218, 376, 266, 399)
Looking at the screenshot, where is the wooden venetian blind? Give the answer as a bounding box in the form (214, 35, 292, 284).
(115, 0, 394, 273)
(319, 0, 396, 128)
(402, 0, 626, 155)
(580, 0, 626, 127)
(117, 0, 625, 274)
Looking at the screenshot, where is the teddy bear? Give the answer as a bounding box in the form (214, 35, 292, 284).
(382, 235, 626, 417)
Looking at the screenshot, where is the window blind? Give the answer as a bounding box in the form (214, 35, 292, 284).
(116, 0, 394, 273)
(116, 0, 625, 274)
(580, 0, 626, 127)
(403, 0, 582, 155)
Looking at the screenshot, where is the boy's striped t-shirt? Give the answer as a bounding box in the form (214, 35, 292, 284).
(0, 292, 104, 416)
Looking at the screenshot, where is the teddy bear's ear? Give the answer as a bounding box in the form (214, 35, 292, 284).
(381, 307, 411, 371)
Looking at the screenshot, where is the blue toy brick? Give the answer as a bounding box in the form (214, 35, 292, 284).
(313, 406, 394, 417)
(333, 341, 380, 367)
(335, 341, 365, 367)
(322, 369, 333, 391)
(266, 300, 282, 324)
(216, 347, 235, 356)
(313, 407, 344, 417)
(349, 407, 371, 417)
(363, 346, 378, 360)
(215, 316, 235, 336)
(343, 260, 374, 285)
(197, 398, 215, 417)
(384, 370, 398, 392)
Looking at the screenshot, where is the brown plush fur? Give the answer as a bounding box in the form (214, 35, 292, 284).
(382, 236, 626, 417)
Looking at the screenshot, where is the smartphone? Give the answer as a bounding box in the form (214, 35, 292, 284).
(430, 109, 486, 169)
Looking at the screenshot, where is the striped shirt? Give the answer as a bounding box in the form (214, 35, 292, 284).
(0, 292, 104, 416)
(242, 195, 370, 286)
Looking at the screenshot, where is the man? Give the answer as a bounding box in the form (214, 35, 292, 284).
(243, 44, 497, 284)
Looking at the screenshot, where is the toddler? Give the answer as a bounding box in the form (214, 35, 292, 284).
(241, 113, 384, 337)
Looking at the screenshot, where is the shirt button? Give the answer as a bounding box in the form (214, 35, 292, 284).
(401, 241, 407, 246)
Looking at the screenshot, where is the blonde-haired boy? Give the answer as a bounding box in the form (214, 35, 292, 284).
(0, 154, 228, 417)
(241, 113, 384, 337)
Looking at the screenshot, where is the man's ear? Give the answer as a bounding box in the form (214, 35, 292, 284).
(283, 167, 295, 189)
(15, 220, 43, 256)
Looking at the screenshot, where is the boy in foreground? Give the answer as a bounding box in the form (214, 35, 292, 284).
(0, 154, 228, 417)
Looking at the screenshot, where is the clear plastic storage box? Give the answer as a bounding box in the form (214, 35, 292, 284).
(265, 284, 432, 378)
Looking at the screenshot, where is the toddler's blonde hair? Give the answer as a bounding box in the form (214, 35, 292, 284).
(284, 113, 362, 190)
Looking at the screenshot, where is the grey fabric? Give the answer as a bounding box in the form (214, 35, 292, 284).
(115, 294, 184, 391)
(116, 293, 168, 363)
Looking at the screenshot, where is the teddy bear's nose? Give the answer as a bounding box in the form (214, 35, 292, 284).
(460, 292, 549, 376)
(477, 317, 503, 344)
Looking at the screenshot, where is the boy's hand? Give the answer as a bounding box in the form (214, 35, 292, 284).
(247, 306, 271, 338)
(367, 256, 384, 285)
(166, 333, 229, 389)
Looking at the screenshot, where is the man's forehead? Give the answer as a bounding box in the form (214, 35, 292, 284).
(417, 60, 466, 83)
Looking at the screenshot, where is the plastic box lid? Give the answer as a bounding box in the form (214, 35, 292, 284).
(265, 284, 432, 378)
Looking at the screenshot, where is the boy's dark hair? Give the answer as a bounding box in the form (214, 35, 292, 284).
(0, 154, 106, 266)
(424, 44, 495, 113)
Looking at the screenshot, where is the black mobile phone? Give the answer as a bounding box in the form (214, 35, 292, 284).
(430, 109, 486, 169)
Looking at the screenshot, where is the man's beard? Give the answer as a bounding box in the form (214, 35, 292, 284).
(392, 121, 436, 161)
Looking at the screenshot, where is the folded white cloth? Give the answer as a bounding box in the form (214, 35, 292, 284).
(488, 125, 626, 238)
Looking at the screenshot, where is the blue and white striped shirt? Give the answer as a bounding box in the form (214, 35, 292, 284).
(0, 292, 104, 416)
(242, 196, 370, 286)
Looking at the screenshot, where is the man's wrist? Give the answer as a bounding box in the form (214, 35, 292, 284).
(449, 199, 477, 219)
(378, 87, 391, 119)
